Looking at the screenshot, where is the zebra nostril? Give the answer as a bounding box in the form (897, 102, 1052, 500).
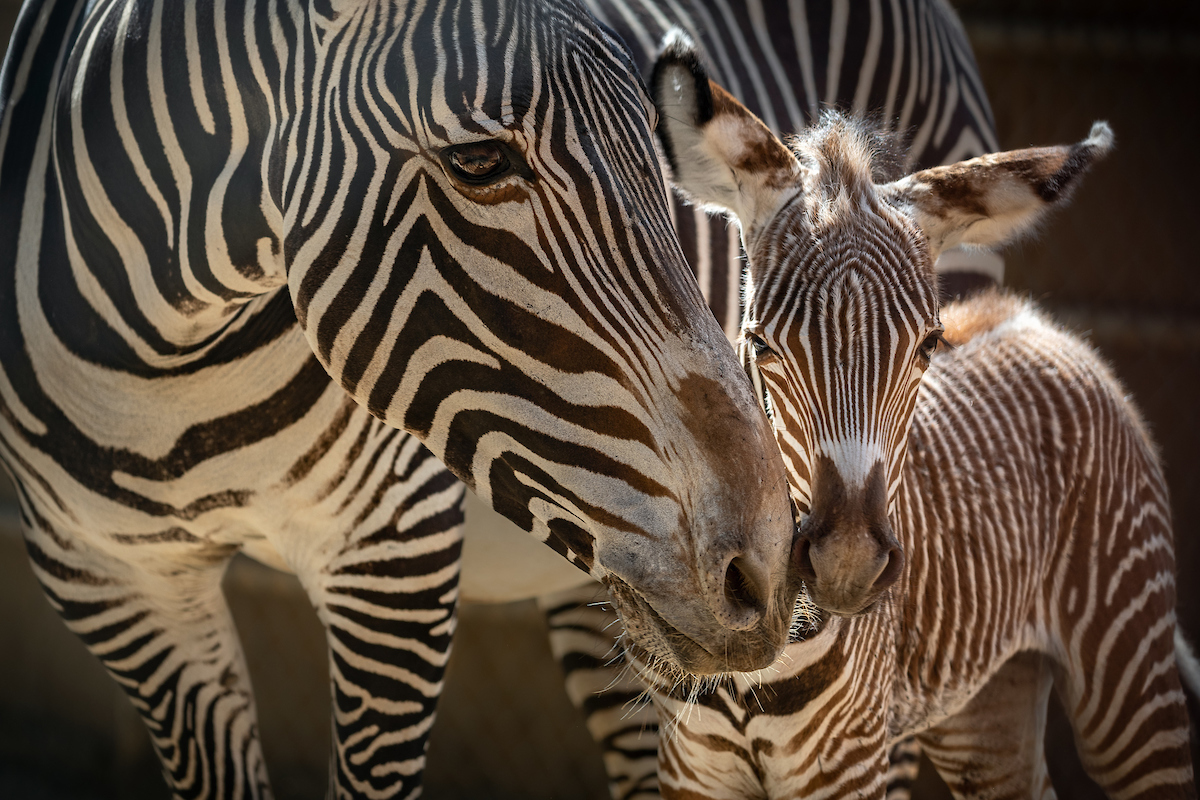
(718, 556, 765, 629)
(872, 546, 905, 591)
(791, 536, 816, 580)
(724, 557, 757, 610)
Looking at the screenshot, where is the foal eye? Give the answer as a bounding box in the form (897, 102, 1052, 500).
(747, 334, 776, 360)
(441, 142, 513, 185)
(917, 329, 946, 364)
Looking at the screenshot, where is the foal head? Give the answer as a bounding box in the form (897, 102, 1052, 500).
(653, 33, 1112, 616)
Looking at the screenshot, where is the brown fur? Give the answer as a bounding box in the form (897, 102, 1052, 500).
(939, 286, 1028, 346)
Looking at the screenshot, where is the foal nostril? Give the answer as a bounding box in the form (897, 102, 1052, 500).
(871, 546, 905, 591)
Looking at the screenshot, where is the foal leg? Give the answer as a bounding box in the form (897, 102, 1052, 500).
(885, 738, 922, 800)
(1054, 615, 1195, 799)
(539, 582, 661, 800)
(918, 651, 1056, 800)
(22, 507, 269, 799)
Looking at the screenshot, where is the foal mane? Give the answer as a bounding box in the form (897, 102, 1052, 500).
(789, 112, 908, 222)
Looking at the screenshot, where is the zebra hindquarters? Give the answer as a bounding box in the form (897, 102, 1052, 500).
(1049, 483, 1195, 795)
(917, 651, 1057, 800)
(1039, 347, 1196, 799)
(20, 510, 271, 800)
(539, 582, 662, 800)
(280, 434, 468, 800)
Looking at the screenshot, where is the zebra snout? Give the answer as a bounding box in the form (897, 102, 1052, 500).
(792, 525, 903, 616)
(792, 501, 902, 618)
(788, 456, 904, 615)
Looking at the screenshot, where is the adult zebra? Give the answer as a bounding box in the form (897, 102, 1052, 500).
(529, 2, 1001, 796)
(0, 0, 801, 797)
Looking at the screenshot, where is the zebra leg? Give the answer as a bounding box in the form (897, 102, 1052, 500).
(286, 465, 466, 800)
(21, 510, 270, 800)
(917, 651, 1056, 800)
(885, 737, 921, 800)
(538, 583, 661, 799)
(1054, 626, 1196, 799)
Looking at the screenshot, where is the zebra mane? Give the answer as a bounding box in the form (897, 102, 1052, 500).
(789, 112, 908, 226)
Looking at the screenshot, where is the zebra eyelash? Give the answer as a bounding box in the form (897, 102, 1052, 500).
(743, 333, 777, 361)
(917, 329, 951, 364)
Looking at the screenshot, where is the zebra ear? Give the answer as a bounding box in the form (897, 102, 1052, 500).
(880, 123, 1114, 258)
(652, 30, 799, 228)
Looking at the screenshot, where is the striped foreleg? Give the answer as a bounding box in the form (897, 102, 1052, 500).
(885, 738, 921, 800)
(539, 583, 661, 799)
(21, 507, 270, 800)
(287, 433, 467, 800)
(917, 651, 1056, 800)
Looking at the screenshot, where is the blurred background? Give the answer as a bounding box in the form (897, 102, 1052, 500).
(1, 0, 1197, 797)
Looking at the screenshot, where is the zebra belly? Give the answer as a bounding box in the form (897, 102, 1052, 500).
(887, 632, 1041, 743)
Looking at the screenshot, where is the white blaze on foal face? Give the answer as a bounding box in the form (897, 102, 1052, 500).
(652, 31, 1114, 616)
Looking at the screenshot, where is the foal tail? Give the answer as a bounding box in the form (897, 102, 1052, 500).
(1176, 628, 1200, 703)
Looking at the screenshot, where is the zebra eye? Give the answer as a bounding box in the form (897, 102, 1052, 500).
(441, 142, 512, 185)
(917, 329, 946, 364)
(747, 334, 776, 360)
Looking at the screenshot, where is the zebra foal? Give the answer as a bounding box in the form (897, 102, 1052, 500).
(0, 0, 802, 797)
(634, 38, 1199, 799)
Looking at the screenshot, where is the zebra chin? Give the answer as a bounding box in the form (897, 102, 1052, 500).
(603, 574, 791, 675)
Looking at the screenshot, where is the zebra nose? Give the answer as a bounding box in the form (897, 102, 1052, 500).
(872, 540, 905, 592)
(710, 553, 767, 631)
(790, 522, 904, 616)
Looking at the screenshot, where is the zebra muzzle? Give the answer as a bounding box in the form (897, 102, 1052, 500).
(791, 530, 904, 616)
(789, 458, 905, 616)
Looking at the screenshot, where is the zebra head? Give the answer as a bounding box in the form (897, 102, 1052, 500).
(279, 2, 795, 673)
(653, 34, 1113, 616)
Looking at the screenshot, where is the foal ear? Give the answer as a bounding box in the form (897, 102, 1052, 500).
(880, 123, 1114, 258)
(652, 30, 799, 229)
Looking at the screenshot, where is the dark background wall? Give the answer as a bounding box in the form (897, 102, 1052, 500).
(1, 1, 1197, 798)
